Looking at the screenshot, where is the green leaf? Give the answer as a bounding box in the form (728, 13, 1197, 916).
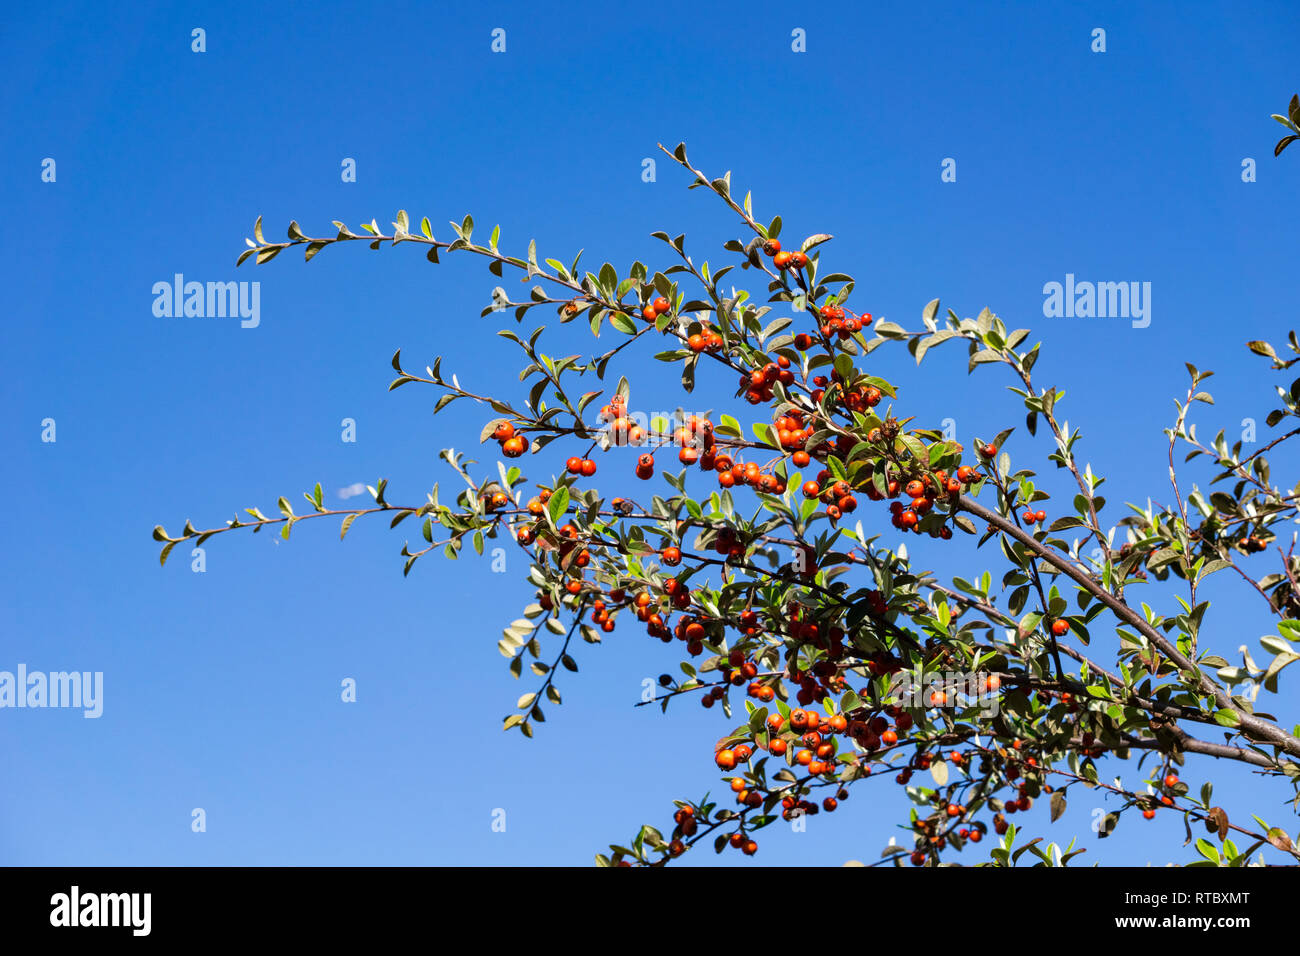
(548, 486, 570, 526)
(609, 311, 638, 335)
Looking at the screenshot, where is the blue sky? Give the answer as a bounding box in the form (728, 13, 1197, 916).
(2, 0, 1298, 866)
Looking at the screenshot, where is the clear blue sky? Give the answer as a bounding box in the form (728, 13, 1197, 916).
(2, 0, 1297, 866)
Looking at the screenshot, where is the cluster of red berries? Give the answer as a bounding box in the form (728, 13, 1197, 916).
(761, 238, 807, 272)
(714, 457, 784, 493)
(679, 614, 766, 683)
(714, 742, 754, 770)
(813, 303, 866, 339)
(795, 460, 982, 532)
(849, 707, 914, 752)
(536, 576, 681, 639)
(1142, 772, 1182, 819)
(565, 456, 597, 477)
(709, 647, 776, 705)
(803, 369, 882, 412)
(779, 790, 846, 822)
(492, 420, 528, 458)
(783, 708, 852, 776)
(892, 465, 986, 534)
(800, 476, 859, 523)
(514, 488, 556, 545)
(597, 394, 648, 446)
(669, 415, 715, 465)
(586, 595, 618, 633)
(580, 576, 709, 641)
(641, 295, 673, 323)
(668, 803, 759, 857)
(908, 805, 984, 866)
(671, 612, 711, 657)
(781, 606, 852, 702)
(728, 774, 765, 809)
(771, 409, 812, 455)
(659, 412, 799, 494)
(738, 355, 797, 405)
(671, 804, 697, 837)
(725, 831, 759, 855)
(686, 326, 725, 353)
